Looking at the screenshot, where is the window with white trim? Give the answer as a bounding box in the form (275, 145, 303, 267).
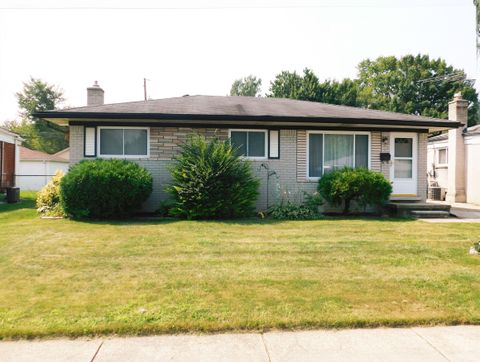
(437, 148, 448, 165)
(98, 127, 149, 157)
(308, 132, 370, 178)
(230, 130, 267, 159)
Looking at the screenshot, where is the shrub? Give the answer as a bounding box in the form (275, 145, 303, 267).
(60, 159, 153, 219)
(268, 192, 323, 220)
(318, 167, 392, 214)
(166, 135, 260, 219)
(157, 198, 176, 217)
(269, 203, 319, 220)
(36, 170, 65, 217)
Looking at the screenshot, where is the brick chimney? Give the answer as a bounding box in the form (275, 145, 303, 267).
(446, 92, 468, 203)
(87, 81, 104, 106)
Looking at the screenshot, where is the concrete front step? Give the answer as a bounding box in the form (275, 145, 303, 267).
(386, 202, 451, 217)
(410, 210, 451, 219)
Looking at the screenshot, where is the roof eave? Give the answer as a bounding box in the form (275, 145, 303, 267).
(33, 111, 461, 130)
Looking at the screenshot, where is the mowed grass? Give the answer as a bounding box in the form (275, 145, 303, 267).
(1, 192, 480, 339)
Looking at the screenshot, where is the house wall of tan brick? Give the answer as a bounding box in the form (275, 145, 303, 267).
(69, 125, 85, 165)
(69, 124, 428, 211)
(150, 127, 228, 160)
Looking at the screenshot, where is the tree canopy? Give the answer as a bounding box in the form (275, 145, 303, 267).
(6, 77, 68, 153)
(230, 75, 262, 97)
(356, 55, 478, 125)
(267, 55, 479, 126)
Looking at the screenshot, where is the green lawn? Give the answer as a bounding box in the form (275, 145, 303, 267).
(1, 192, 480, 339)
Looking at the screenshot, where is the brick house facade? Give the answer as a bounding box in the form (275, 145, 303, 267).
(37, 86, 458, 213)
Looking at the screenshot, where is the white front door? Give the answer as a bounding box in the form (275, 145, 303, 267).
(390, 132, 417, 196)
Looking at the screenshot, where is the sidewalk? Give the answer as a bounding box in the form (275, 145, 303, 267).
(1, 326, 479, 362)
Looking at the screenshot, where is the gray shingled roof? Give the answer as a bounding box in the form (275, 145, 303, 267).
(40, 95, 452, 124)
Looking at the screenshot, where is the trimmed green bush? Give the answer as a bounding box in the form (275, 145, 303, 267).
(318, 167, 392, 214)
(167, 135, 260, 219)
(36, 170, 65, 217)
(60, 159, 153, 219)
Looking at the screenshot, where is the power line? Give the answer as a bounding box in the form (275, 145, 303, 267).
(417, 72, 475, 86)
(0, 0, 468, 10)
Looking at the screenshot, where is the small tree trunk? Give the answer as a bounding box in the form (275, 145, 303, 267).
(343, 199, 351, 215)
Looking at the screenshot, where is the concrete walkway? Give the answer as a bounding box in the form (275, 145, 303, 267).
(1, 326, 479, 362)
(428, 200, 480, 219)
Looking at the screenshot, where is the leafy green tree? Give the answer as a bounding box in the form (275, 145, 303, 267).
(318, 79, 360, 107)
(268, 68, 320, 101)
(6, 77, 67, 153)
(230, 75, 262, 97)
(357, 55, 479, 126)
(267, 55, 479, 125)
(268, 68, 360, 105)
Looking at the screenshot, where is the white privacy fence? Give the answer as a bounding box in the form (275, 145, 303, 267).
(16, 160, 69, 191)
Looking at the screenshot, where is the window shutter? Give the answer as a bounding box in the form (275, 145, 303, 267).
(269, 130, 279, 159)
(84, 127, 96, 157)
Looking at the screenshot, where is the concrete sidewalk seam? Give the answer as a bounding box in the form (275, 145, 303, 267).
(260, 333, 272, 362)
(89, 340, 104, 362)
(411, 328, 451, 362)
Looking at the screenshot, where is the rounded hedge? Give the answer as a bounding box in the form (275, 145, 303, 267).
(318, 167, 392, 214)
(166, 135, 260, 219)
(60, 159, 153, 219)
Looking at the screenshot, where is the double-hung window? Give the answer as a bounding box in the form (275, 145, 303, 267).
(437, 148, 448, 165)
(230, 130, 267, 159)
(308, 132, 370, 178)
(98, 127, 149, 157)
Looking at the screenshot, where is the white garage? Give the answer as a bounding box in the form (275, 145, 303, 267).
(17, 146, 69, 190)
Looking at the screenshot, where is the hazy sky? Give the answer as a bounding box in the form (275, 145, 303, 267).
(0, 0, 477, 123)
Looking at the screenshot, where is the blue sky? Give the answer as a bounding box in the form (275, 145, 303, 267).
(0, 0, 477, 123)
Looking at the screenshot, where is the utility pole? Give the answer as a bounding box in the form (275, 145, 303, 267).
(475, 1, 480, 58)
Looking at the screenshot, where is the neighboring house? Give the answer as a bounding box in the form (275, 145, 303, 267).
(17, 146, 69, 190)
(428, 123, 480, 205)
(34, 82, 461, 212)
(0, 127, 22, 191)
(54, 147, 70, 162)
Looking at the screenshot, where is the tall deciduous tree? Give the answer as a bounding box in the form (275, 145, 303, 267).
(267, 55, 479, 126)
(6, 77, 67, 153)
(267, 69, 319, 101)
(357, 55, 479, 126)
(317, 79, 360, 107)
(268, 68, 360, 106)
(230, 75, 262, 97)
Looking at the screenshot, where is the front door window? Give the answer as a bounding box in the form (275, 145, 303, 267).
(394, 138, 413, 178)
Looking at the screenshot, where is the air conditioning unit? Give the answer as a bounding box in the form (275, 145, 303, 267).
(428, 187, 442, 201)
